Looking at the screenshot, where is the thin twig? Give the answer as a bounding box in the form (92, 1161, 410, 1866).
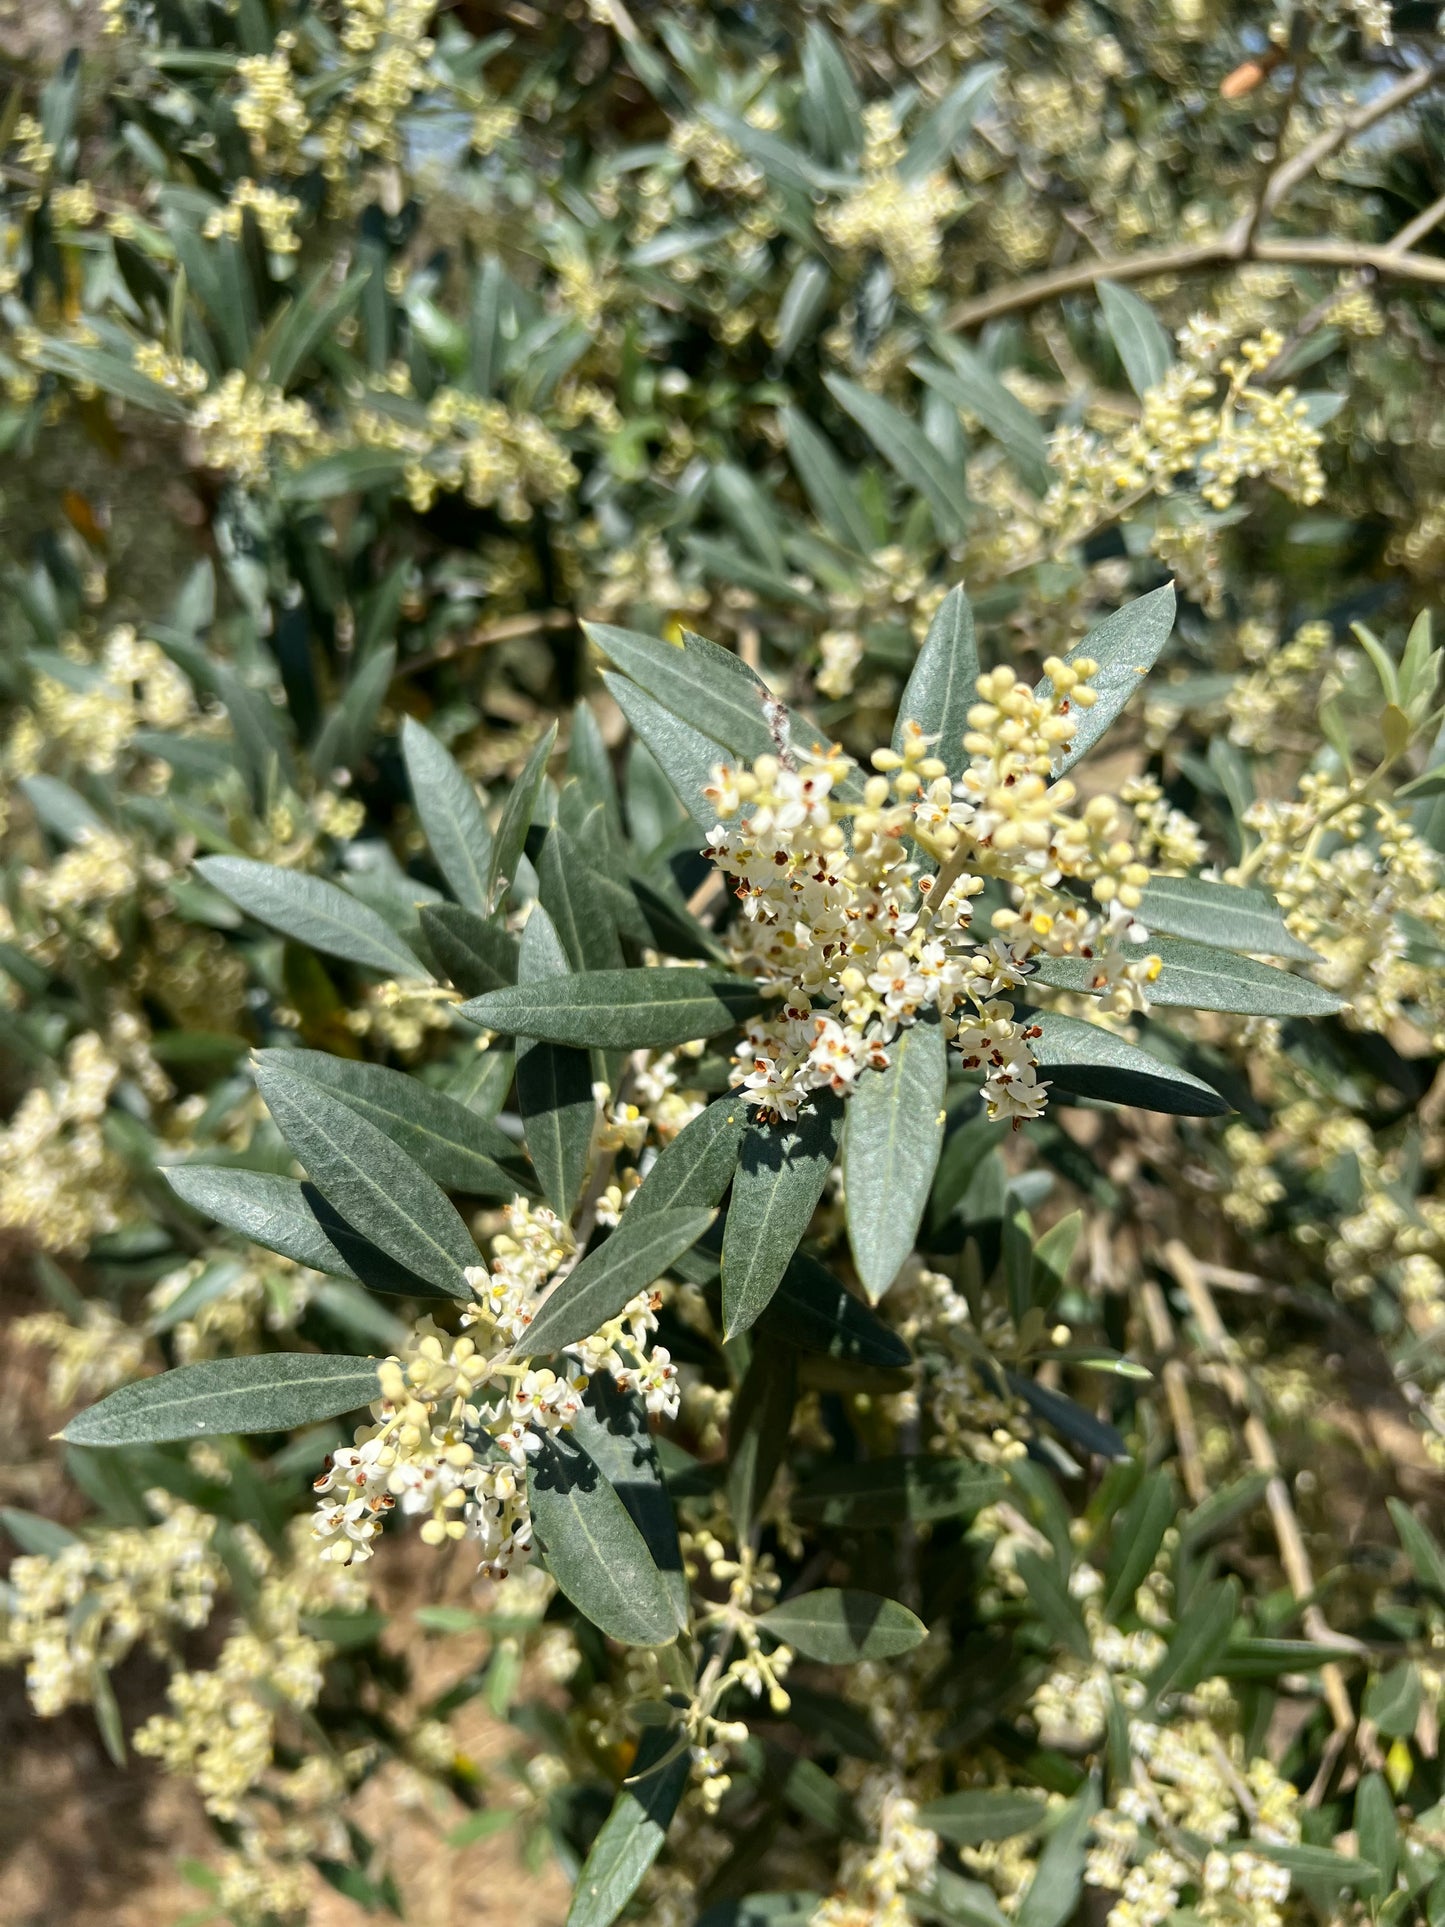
(945, 62, 1445, 332)
(1389, 188, 1445, 255)
(1138, 1276, 1208, 1504)
(1163, 1239, 1366, 1747)
(1251, 63, 1441, 225)
(398, 608, 575, 677)
(945, 235, 1445, 329)
(1239, 16, 1312, 255)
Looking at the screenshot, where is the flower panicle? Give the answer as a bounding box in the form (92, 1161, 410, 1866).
(701, 662, 1161, 1124)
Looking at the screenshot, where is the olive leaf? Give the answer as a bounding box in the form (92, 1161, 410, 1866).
(197, 856, 429, 979)
(754, 1590, 926, 1662)
(63, 1355, 382, 1446)
(256, 1063, 480, 1297)
(401, 715, 493, 914)
(722, 1094, 843, 1339)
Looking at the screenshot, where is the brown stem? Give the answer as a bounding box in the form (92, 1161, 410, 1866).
(945, 63, 1445, 333)
(945, 235, 1445, 330)
(1389, 188, 1445, 255)
(1253, 63, 1440, 224)
(397, 608, 575, 678)
(1163, 1239, 1369, 1751)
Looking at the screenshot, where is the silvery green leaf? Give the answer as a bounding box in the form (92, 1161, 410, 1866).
(722, 1094, 843, 1339)
(1137, 873, 1317, 962)
(253, 1048, 528, 1197)
(1098, 281, 1173, 398)
(1034, 584, 1177, 772)
(523, 1206, 715, 1355)
(565, 1725, 691, 1927)
(461, 969, 767, 1051)
(893, 584, 979, 775)
(196, 857, 428, 979)
(843, 1016, 947, 1300)
(627, 1093, 747, 1219)
(754, 1589, 926, 1662)
(1015, 1784, 1101, 1927)
(1034, 937, 1343, 1017)
(782, 406, 876, 554)
(1029, 1010, 1229, 1115)
(900, 61, 1000, 180)
(514, 906, 594, 1219)
(538, 819, 625, 972)
(824, 374, 965, 543)
(528, 1432, 682, 1647)
(162, 1158, 306, 1262)
(256, 1063, 479, 1297)
(489, 721, 557, 906)
(913, 349, 1049, 494)
(62, 1354, 381, 1446)
(401, 716, 493, 914)
(589, 622, 835, 774)
(604, 672, 728, 831)
(918, 1790, 1050, 1847)
(419, 902, 520, 995)
(571, 1378, 688, 1631)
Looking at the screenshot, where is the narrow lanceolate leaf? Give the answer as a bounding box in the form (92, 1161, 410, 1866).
(588, 622, 833, 773)
(1034, 937, 1343, 1017)
(524, 1206, 716, 1356)
(627, 1093, 747, 1222)
(729, 1345, 797, 1540)
(824, 374, 965, 543)
(1029, 1010, 1230, 1116)
(253, 1049, 528, 1197)
(755, 1590, 926, 1663)
(514, 906, 594, 1219)
(1098, 280, 1173, 399)
(918, 1790, 1050, 1846)
(1137, 873, 1317, 962)
(528, 1432, 681, 1646)
(303, 1187, 459, 1301)
(844, 1017, 947, 1301)
(488, 720, 557, 906)
(1015, 1784, 1101, 1927)
(893, 584, 979, 774)
(565, 1724, 691, 1927)
(539, 821, 624, 972)
(604, 672, 728, 831)
(62, 1354, 381, 1447)
(165, 1166, 356, 1276)
(1034, 583, 1177, 773)
(419, 901, 520, 995)
(782, 406, 876, 554)
(761, 1253, 912, 1368)
(256, 1064, 479, 1297)
(196, 856, 429, 979)
(722, 1095, 843, 1339)
(900, 60, 1000, 180)
(401, 716, 493, 914)
(572, 1379, 688, 1632)
(462, 969, 767, 1051)
(793, 1454, 1005, 1526)
(913, 350, 1050, 494)
(1145, 1578, 1240, 1704)
(1388, 1497, 1445, 1602)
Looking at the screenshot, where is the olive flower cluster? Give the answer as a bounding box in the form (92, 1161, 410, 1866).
(703, 660, 1158, 1122)
(0, 1495, 223, 1717)
(1014, 1560, 1303, 1927)
(311, 1200, 679, 1577)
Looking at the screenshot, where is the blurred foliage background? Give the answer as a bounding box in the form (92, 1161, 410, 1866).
(6, 1, 1445, 1925)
